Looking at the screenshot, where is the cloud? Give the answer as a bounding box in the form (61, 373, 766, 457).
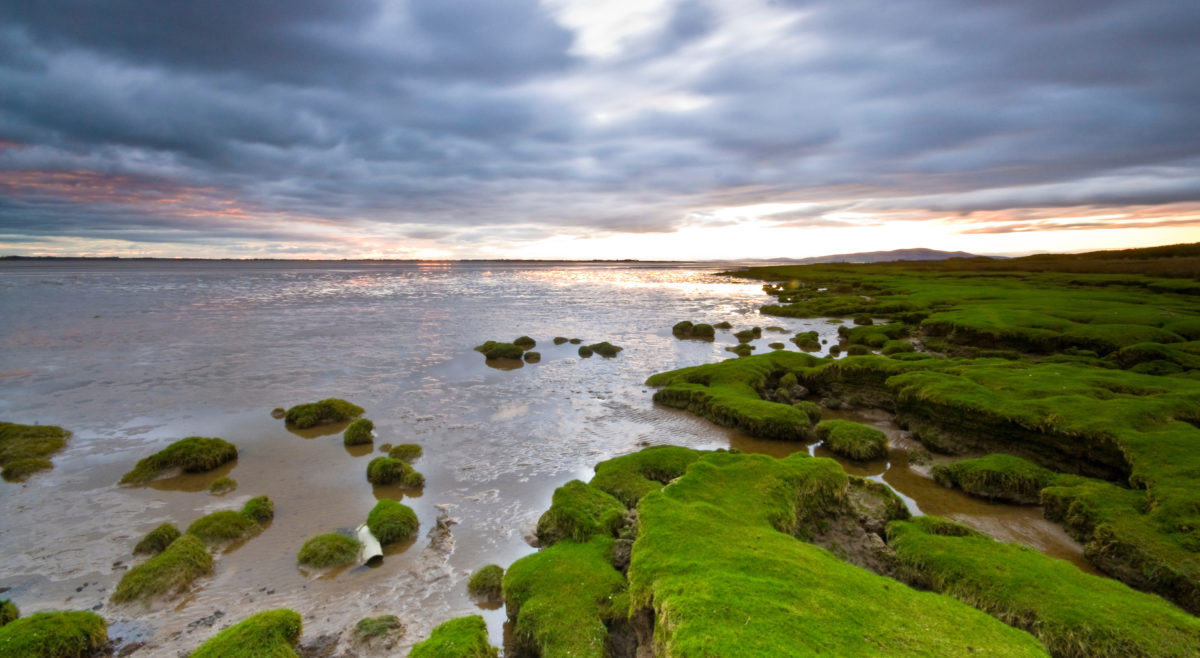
(1, 0, 1198, 256)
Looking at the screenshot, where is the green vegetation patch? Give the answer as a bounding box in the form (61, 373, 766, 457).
(190, 609, 302, 658)
(535, 480, 627, 546)
(409, 615, 498, 658)
(284, 398, 364, 429)
(553, 336, 568, 345)
(186, 496, 273, 545)
(586, 341, 623, 357)
(672, 321, 715, 340)
(524, 351, 541, 363)
(467, 564, 504, 600)
(791, 330, 821, 351)
(514, 336, 536, 349)
(888, 516, 1200, 658)
(208, 476, 237, 494)
(0, 610, 106, 658)
(297, 533, 361, 568)
(474, 341, 524, 360)
(589, 445, 704, 507)
(814, 419, 888, 461)
(353, 615, 404, 643)
(119, 436, 238, 485)
(366, 498, 418, 544)
(504, 537, 629, 658)
(629, 451, 1047, 656)
(387, 443, 422, 461)
(241, 495, 274, 523)
(342, 418, 374, 446)
(0, 600, 16, 627)
(0, 423, 69, 482)
(932, 454, 1058, 504)
(366, 457, 424, 488)
(133, 523, 181, 555)
(111, 534, 212, 604)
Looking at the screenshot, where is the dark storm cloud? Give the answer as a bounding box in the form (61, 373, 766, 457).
(1, 0, 1198, 253)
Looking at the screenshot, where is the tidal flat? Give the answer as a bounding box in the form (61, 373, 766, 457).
(1, 251, 1195, 656)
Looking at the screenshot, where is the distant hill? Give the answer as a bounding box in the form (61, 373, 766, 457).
(767, 248, 981, 265)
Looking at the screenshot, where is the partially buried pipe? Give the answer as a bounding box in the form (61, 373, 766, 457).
(356, 524, 384, 565)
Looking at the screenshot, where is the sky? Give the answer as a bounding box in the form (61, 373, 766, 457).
(1, 0, 1199, 260)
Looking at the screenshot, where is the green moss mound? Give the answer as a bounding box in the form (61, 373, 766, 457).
(353, 615, 404, 643)
(387, 443, 422, 461)
(474, 341, 525, 360)
(725, 343, 754, 357)
(514, 336, 536, 349)
(629, 452, 1047, 656)
(888, 516, 1200, 658)
(577, 345, 593, 357)
(503, 538, 628, 658)
(0, 423, 68, 482)
(297, 533, 361, 568)
(342, 418, 375, 446)
(366, 457, 424, 488)
(190, 609, 302, 658)
(119, 436, 238, 485)
(933, 454, 1058, 504)
(208, 476, 237, 494)
(186, 496, 272, 545)
(1, 458, 53, 481)
(133, 523, 181, 556)
(366, 499, 418, 544)
(241, 495, 275, 523)
(589, 445, 703, 507)
(815, 419, 888, 460)
(523, 351, 541, 363)
(713, 321, 732, 329)
(111, 534, 212, 604)
(734, 328, 757, 343)
(673, 321, 715, 340)
(535, 480, 626, 546)
(0, 610, 106, 658)
(553, 336, 568, 345)
(768, 341, 785, 350)
(409, 615, 497, 658)
(586, 342, 622, 357)
(0, 600, 16, 627)
(791, 331, 821, 351)
(284, 398, 364, 429)
(467, 564, 504, 600)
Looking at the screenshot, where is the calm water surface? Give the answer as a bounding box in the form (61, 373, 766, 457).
(0, 260, 1086, 654)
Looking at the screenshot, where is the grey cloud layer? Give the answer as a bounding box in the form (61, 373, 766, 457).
(1, 0, 1198, 251)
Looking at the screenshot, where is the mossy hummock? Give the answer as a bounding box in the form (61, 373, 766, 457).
(0, 610, 106, 658)
(589, 445, 703, 507)
(284, 398, 364, 429)
(133, 523, 181, 556)
(208, 476, 237, 494)
(474, 341, 525, 360)
(387, 443, 422, 461)
(932, 454, 1058, 504)
(186, 496, 273, 545)
(366, 498, 418, 544)
(353, 615, 404, 645)
(409, 615, 498, 658)
(467, 564, 504, 600)
(0, 600, 15, 627)
(111, 534, 213, 604)
(119, 436, 238, 485)
(297, 533, 361, 568)
(342, 418, 374, 446)
(366, 457, 425, 488)
(0, 422, 69, 482)
(514, 336, 536, 349)
(535, 480, 626, 546)
(814, 419, 888, 460)
(189, 609, 302, 658)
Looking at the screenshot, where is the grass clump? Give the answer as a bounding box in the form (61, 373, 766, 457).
(768, 341, 785, 350)
(791, 331, 821, 351)
(504, 537, 628, 658)
(388, 443, 422, 461)
(474, 341, 524, 360)
(673, 321, 715, 340)
(514, 336, 536, 349)
(186, 496, 272, 545)
(366, 499, 418, 544)
(353, 615, 404, 644)
(241, 495, 275, 523)
(467, 564, 504, 600)
(208, 476, 237, 494)
(0, 600, 16, 627)
(0, 610, 106, 657)
(932, 454, 1058, 504)
(190, 609, 302, 658)
(713, 321, 733, 329)
(111, 534, 212, 604)
(589, 445, 703, 507)
(725, 343, 754, 357)
(734, 328, 757, 343)
(297, 533, 361, 568)
(815, 419, 888, 460)
(535, 480, 627, 546)
(585, 341, 622, 357)
(629, 451, 1045, 656)
(553, 336, 568, 345)
(523, 351, 540, 363)
(343, 418, 374, 446)
(133, 523, 181, 555)
(672, 320, 694, 336)
(119, 436, 237, 485)
(888, 516, 1200, 658)
(284, 398, 363, 429)
(366, 457, 424, 488)
(578, 345, 593, 357)
(410, 615, 497, 658)
(0, 423, 69, 482)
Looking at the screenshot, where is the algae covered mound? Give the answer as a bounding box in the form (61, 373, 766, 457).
(814, 419, 888, 460)
(366, 457, 424, 488)
(119, 436, 237, 485)
(284, 398, 363, 429)
(387, 443, 422, 461)
(353, 615, 405, 648)
(297, 533, 361, 568)
(474, 340, 525, 360)
(190, 609, 302, 658)
(589, 445, 703, 507)
(535, 480, 626, 546)
(410, 615, 498, 658)
(366, 498, 418, 544)
(628, 451, 1047, 656)
(342, 418, 374, 446)
(888, 516, 1200, 658)
(186, 496, 273, 545)
(932, 454, 1058, 504)
(111, 534, 212, 604)
(467, 564, 504, 600)
(0, 610, 106, 658)
(672, 321, 715, 340)
(580, 341, 622, 358)
(133, 523, 181, 555)
(208, 476, 237, 494)
(0, 599, 16, 627)
(0, 422, 69, 482)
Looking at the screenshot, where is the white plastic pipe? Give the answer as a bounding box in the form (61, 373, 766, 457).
(356, 523, 383, 564)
